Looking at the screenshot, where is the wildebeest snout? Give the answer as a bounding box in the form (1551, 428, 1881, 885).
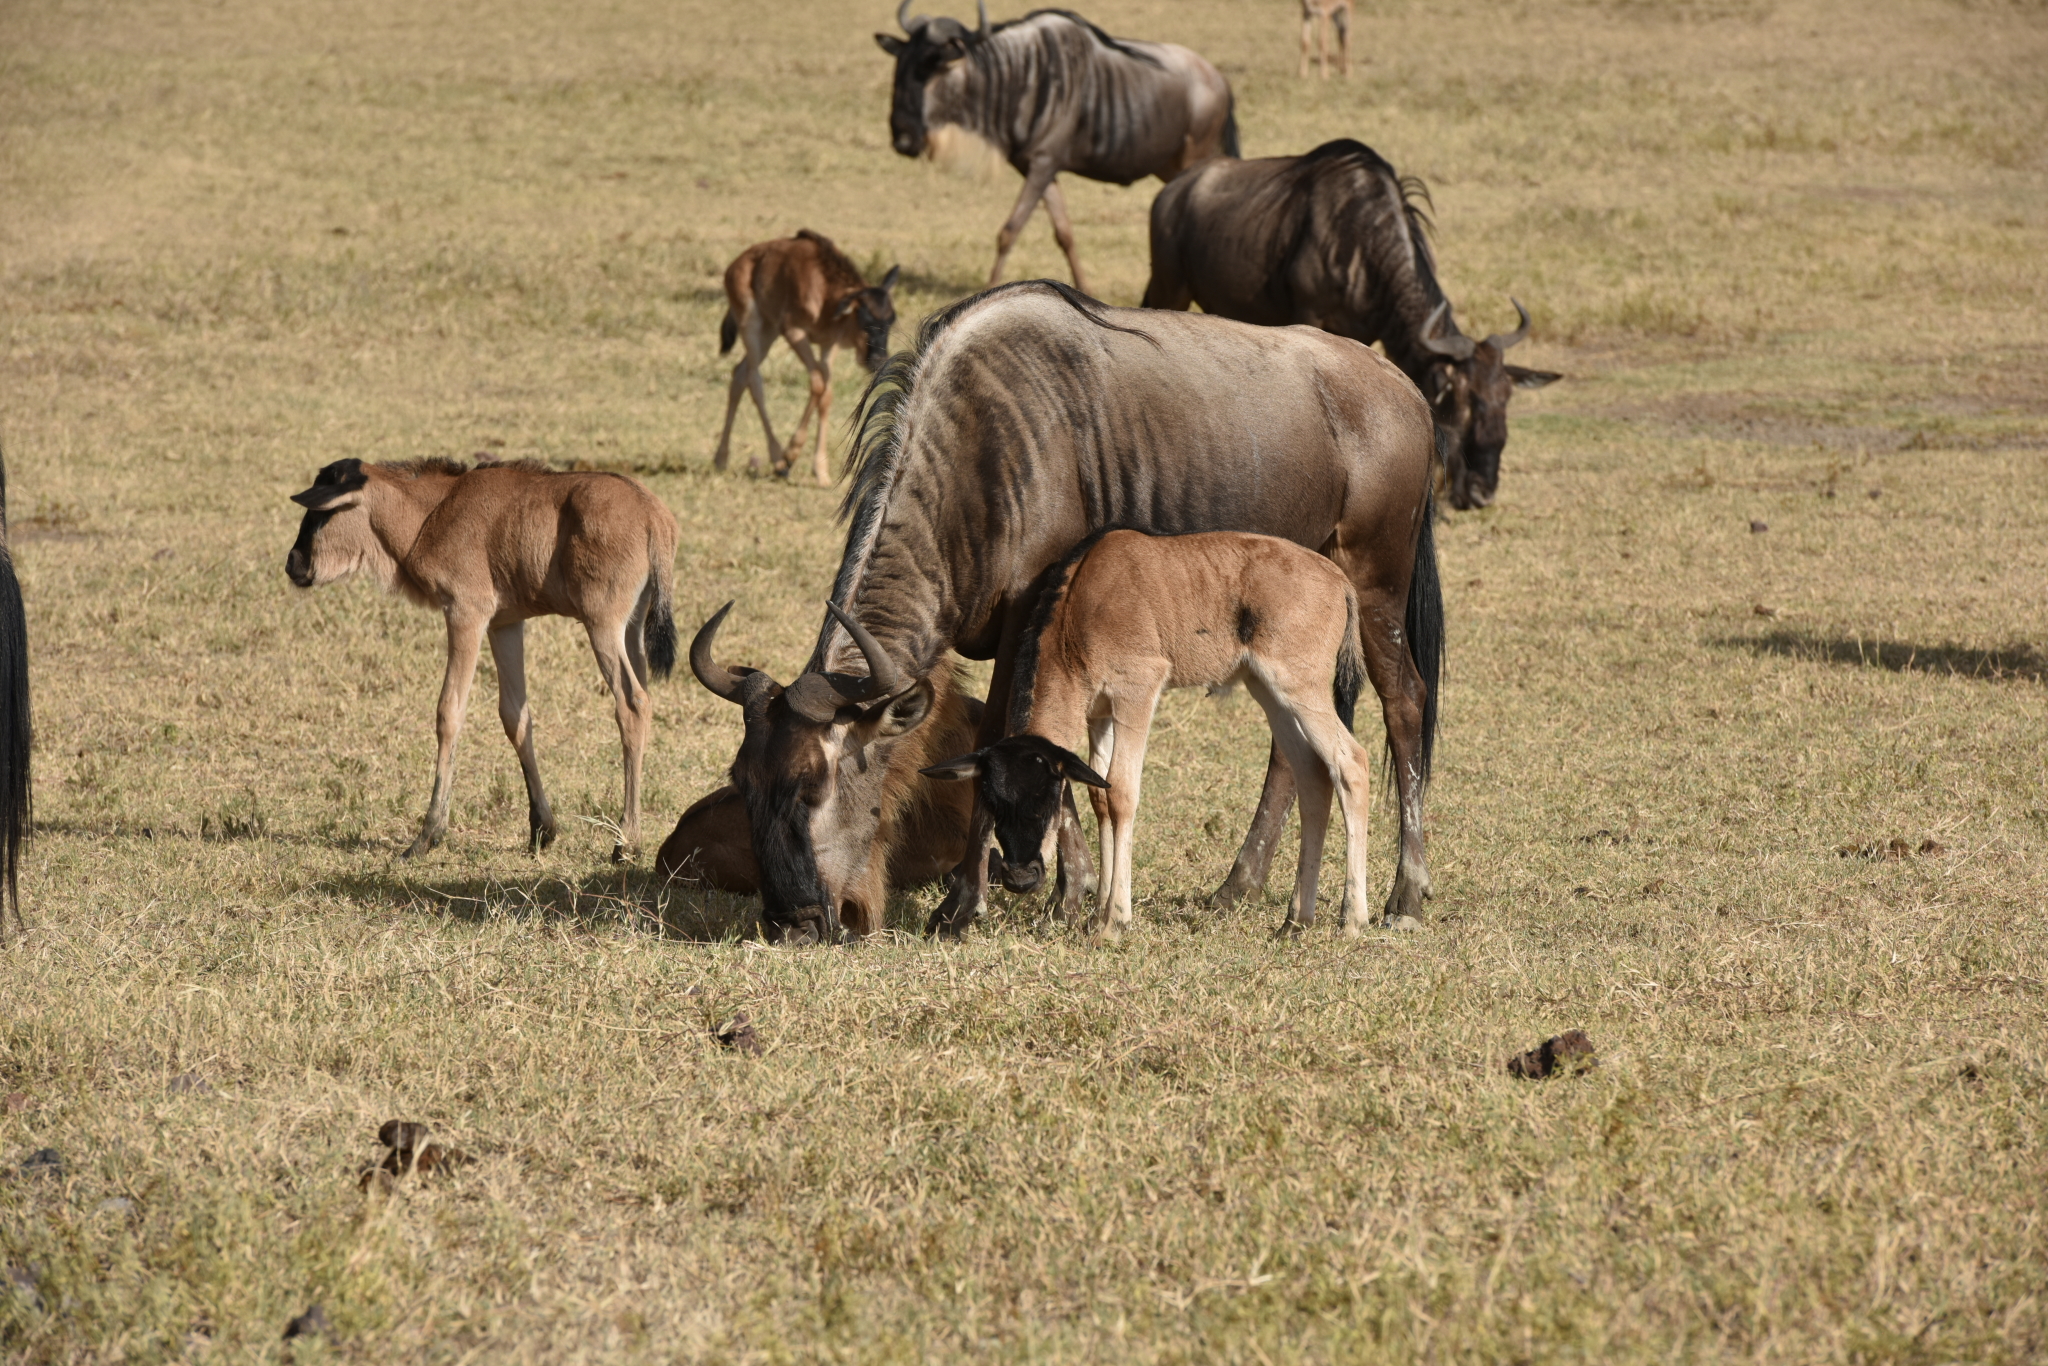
(285, 546, 315, 587)
(998, 856, 1045, 894)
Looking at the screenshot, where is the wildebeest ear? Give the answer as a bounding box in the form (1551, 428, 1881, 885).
(289, 485, 363, 512)
(1505, 365, 1562, 390)
(879, 265, 901, 294)
(874, 32, 905, 55)
(1053, 749, 1110, 789)
(870, 679, 933, 738)
(919, 753, 983, 782)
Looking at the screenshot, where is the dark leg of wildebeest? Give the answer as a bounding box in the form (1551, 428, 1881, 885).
(1207, 743, 1297, 910)
(1340, 563, 1433, 928)
(927, 599, 1094, 938)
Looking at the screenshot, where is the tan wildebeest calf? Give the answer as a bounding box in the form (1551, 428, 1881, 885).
(924, 529, 1375, 940)
(713, 230, 900, 486)
(285, 457, 679, 862)
(1299, 0, 1352, 78)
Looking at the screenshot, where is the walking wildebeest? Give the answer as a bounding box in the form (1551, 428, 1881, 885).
(922, 530, 1377, 940)
(1299, 0, 1352, 79)
(1142, 138, 1561, 510)
(714, 230, 901, 486)
(655, 650, 1001, 927)
(0, 452, 30, 939)
(285, 458, 679, 862)
(875, 3, 1237, 293)
(687, 280, 1441, 945)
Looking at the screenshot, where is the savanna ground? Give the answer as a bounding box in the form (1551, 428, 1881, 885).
(3, 0, 2047, 1359)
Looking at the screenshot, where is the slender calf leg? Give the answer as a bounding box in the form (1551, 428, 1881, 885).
(1334, 5, 1352, 76)
(1095, 677, 1164, 939)
(739, 323, 784, 474)
(781, 334, 823, 475)
(714, 360, 750, 471)
(489, 621, 557, 854)
(1040, 179, 1089, 296)
(1284, 742, 1335, 936)
(586, 618, 652, 863)
(1209, 742, 1298, 909)
(625, 587, 653, 692)
(407, 612, 488, 859)
(805, 344, 835, 486)
(1299, 5, 1315, 77)
(990, 162, 1059, 287)
(1333, 736, 1373, 937)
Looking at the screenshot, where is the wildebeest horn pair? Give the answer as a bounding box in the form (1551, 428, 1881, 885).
(895, 0, 988, 38)
(1420, 297, 1531, 360)
(691, 600, 910, 721)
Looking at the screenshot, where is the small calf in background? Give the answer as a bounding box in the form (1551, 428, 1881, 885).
(285, 457, 679, 862)
(1300, 0, 1352, 78)
(714, 230, 900, 486)
(924, 529, 1376, 940)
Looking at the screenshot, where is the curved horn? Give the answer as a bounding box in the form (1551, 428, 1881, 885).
(689, 601, 751, 704)
(825, 601, 911, 700)
(1485, 297, 1532, 351)
(1419, 300, 1476, 361)
(896, 0, 916, 30)
(976, 0, 990, 37)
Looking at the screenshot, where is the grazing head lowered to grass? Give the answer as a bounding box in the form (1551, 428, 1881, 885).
(875, 3, 1236, 293)
(924, 530, 1381, 939)
(1143, 138, 1561, 510)
(691, 280, 1441, 944)
(285, 456, 679, 863)
(713, 230, 900, 486)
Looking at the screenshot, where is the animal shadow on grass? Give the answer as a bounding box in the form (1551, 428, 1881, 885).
(1730, 631, 2048, 684)
(315, 868, 760, 942)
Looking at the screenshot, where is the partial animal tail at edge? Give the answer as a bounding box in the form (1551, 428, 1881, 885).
(718, 312, 738, 357)
(1221, 96, 1241, 158)
(0, 452, 30, 933)
(1333, 589, 1365, 734)
(645, 531, 678, 680)
(1404, 488, 1444, 791)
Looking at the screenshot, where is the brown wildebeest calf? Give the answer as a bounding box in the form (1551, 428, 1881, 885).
(714, 230, 900, 487)
(1299, 0, 1352, 78)
(923, 529, 1375, 940)
(285, 458, 679, 863)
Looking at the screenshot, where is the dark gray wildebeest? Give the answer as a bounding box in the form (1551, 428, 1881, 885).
(922, 530, 1377, 941)
(285, 458, 679, 863)
(715, 230, 901, 487)
(1142, 138, 1561, 511)
(686, 280, 1442, 945)
(0, 451, 29, 940)
(875, 3, 1237, 294)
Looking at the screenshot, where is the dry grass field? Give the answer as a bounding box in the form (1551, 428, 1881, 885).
(5, 0, 2048, 1359)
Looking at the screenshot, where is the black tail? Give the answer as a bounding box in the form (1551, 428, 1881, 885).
(0, 452, 30, 930)
(1403, 488, 1443, 790)
(1221, 97, 1241, 158)
(1333, 590, 1364, 733)
(645, 534, 677, 680)
(718, 313, 738, 357)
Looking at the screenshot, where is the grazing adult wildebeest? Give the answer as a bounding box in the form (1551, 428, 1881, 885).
(654, 653, 997, 928)
(923, 529, 1377, 940)
(0, 451, 29, 939)
(1142, 138, 1561, 510)
(688, 280, 1441, 945)
(714, 230, 901, 486)
(875, 3, 1237, 293)
(1299, 0, 1352, 79)
(285, 458, 679, 863)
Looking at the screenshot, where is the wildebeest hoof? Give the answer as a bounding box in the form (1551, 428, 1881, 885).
(1272, 919, 1306, 941)
(528, 818, 557, 854)
(401, 832, 442, 860)
(610, 842, 635, 865)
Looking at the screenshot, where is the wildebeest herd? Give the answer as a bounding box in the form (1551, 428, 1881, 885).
(268, 5, 1562, 945)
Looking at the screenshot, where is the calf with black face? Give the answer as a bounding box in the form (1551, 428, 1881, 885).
(285, 457, 679, 862)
